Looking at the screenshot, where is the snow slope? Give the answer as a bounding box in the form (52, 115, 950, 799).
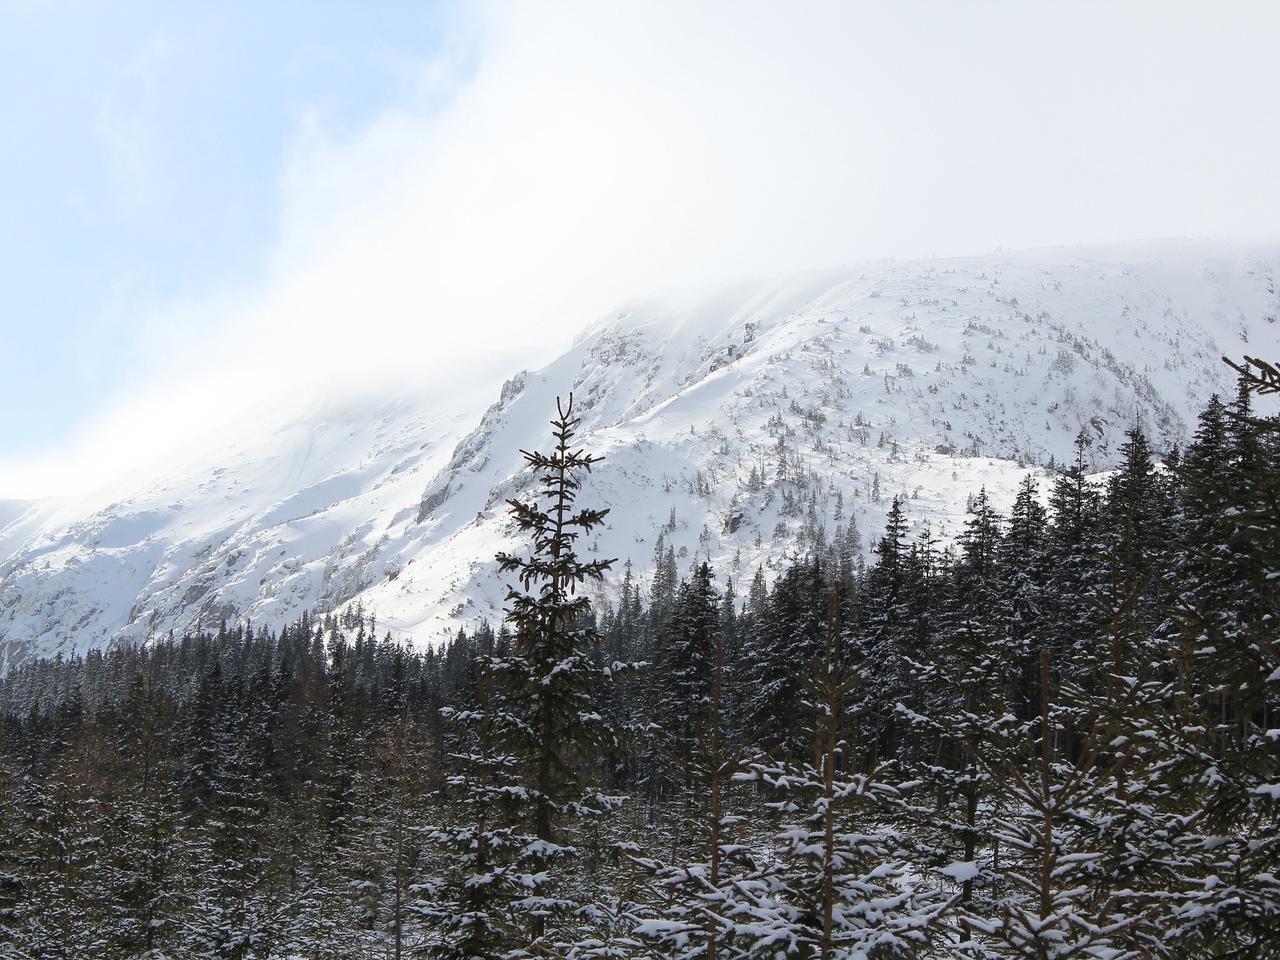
(0, 396, 474, 671)
(2, 241, 1276, 668)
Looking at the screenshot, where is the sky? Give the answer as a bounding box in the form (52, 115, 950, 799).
(2, 0, 1279, 499)
(0, 1, 460, 463)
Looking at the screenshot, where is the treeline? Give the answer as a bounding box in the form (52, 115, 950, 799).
(0, 367, 1277, 958)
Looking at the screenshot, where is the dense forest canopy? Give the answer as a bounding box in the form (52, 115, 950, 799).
(1, 361, 1277, 959)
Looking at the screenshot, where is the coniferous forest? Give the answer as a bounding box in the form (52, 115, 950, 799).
(1, 360, 1277, 959)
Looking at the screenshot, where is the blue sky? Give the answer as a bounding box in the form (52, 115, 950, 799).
(0, 1, 456, 460)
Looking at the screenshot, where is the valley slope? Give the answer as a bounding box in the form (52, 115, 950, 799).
(2, 241, 1276, 668)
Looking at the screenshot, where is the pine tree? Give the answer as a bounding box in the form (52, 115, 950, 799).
(1175, 395, 1232, 625)
(1144, 359, 1280, 956)
(1044, 432, 1105, 680)
(852, 497, 912, 761)
(997, 476, 1049, 717)
(630, 567, 772, 959)
(742, 555, 827, 757)
(102, 674, 185, 956)
(372, 696, 434, 960)
(0, 717, 22, 956)
(978, 651, 1156, 958)
(747, 582, 950, 957)
(489, 393, 630, 949)
(423, 656, 534, 958)
(11, 711, 110, 959)
(717, 576, 742, 747)
(651, 532, 678, 629)
(1093, 427, 1176, 681)
(0, 383, 1274, 956)
(184, 697, 276, 960)
(657, 562, 720, 784)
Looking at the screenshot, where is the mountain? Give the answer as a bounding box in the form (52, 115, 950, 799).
(2, 240, 1276, 670)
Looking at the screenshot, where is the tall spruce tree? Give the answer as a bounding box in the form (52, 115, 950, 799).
(658, 562, 721, 786)
(898, 491, 1018, 949)
(1044, 432, 1106, 679)
(853, 496, 912, 761)
(489, 393, 630, 949)
(997, 476, 1049, 717)
(0, 717, 21, 956)
(742, 555, 827, 757)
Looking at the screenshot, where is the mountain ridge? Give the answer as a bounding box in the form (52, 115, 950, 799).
(2, 241, 1276, 670)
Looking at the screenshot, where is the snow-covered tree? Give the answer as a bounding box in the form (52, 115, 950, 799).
(630, 569, 775, 959)
(747, 582, 952, 958)
(487, 393, 634, 950)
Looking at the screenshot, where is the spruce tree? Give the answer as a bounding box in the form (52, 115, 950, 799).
(748, 582, 950, 958)
(897, 490, 1030, 950)
(997, 476, 1049, 717)
(979, 651, 1157, 959)
(657, 562, 720, 788)
(12, 713, 109, 960)
(852, 496, 912, 761)
(103, 674, 185, 957)
(630, 570, 770, 959)
(488, 393, 630, 949)
(1044, 432, 1106, 680)
(183, 697, 275, 960)
(1146, 358, 1280, 956)
(423, 656, 534, 958)
(368, 702, 432, 960)
(0, 718, 21, 957)
(742, 555, 827, 757)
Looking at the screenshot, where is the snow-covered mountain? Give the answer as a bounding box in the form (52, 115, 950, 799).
(3, 241, 1276, 670)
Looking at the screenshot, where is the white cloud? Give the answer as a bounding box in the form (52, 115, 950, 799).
(4, 0, 1279, 499)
